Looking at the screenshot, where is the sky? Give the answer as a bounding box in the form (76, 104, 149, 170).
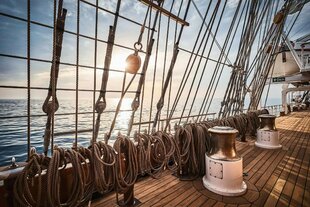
(0, 0, 309, 108)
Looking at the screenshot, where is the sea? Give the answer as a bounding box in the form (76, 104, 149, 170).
(0, 97, 282, 166)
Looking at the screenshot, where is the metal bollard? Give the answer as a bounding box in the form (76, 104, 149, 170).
(202, 126, 247, 196)
(255, 114, 282, 149)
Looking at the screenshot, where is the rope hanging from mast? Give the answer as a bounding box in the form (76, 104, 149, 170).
(93, 0, 122, 142)
(106, 4, 151, 141)
(42, 0, 67, 156)
(127, 0, 163, 137)
(152, 0, 192, 131)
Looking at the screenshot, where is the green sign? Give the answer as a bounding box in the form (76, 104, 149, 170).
(272, 77, 285, 83)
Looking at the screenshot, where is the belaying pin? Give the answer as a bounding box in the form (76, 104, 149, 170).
(11, 157, 17, 168)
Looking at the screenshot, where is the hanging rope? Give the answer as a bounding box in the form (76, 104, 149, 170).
(134, 130, 174, 178)
(163, 0, 219, 130)
(174, 124, 199, 180)
(94, 0, 122, 141)
(26, 0, 31, 160)
(92, 141, 116, 193)
(179, 0, 228, 124)
(14, 149, 49, 206)
(127, 1, 163, 136)
(47, 146, 91, 207)
(113, 135, 138, 206)
(42, 0, 67, 155)
(106, 5, 151, 141)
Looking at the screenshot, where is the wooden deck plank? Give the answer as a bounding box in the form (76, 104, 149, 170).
(254, 150, 286, 190)
(252, 113, 305, 206)
(212, 201, 226, 207)
(265, 113, 309, 207)
(248, 123, 298, 186)
(138, 178, 184, 204)
(200, 198, 217, 207)
(303, 133, 310, 206)
(92, 171, 175, 206)
(141, 180, 190, 206)
(302, 118, 310, 206)
(290, 114, 310, 207)
(187, 195, 208, 207)
(152, 182, 193, 207)
(278, 132, 308, 206)
(247, 150, 280, 183)
(163, 186, 198, 207)
(255, 121, 304, 206)
(276, 114, 309, 207)
(178, 190, 202, 206)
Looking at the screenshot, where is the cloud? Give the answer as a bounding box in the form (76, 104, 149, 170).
(227, 0, 240, 9)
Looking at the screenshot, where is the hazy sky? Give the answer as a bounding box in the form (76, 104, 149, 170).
(0, 0, 309, 107)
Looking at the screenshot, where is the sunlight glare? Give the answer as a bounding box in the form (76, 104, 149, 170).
(110, 52, 128, 71)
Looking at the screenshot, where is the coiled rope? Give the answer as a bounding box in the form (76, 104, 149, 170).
(14, 151, 49, 206)
(47, 146, 90, 207)
(174, 125, 199, 180)
(113, 135, 138, 205)
(13, 109, 270, 206)
(92, 141, 116, 194)
(190, 123, 207, 176)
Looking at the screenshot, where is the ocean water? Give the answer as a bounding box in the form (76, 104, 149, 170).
(0, 97, 281, 166)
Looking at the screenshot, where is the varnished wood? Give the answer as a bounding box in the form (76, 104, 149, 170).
(91, 111, 310, 207)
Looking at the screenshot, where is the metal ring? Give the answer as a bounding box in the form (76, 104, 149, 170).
(134, 42, 143, 51)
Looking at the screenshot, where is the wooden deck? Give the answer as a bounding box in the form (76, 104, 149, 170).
(91, 111, 310, 207)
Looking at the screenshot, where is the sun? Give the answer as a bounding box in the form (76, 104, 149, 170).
(110, 51, 129, 72)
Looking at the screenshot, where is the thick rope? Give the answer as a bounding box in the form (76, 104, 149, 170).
(113, 135, 138, 205)
(42, 0, 67, 155)
(47, 147, 90, 207)
(93, 141, 116, 193)
(14, 152, 49, 206)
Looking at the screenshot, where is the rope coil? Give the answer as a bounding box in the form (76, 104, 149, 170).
(113, 135, 138, 205)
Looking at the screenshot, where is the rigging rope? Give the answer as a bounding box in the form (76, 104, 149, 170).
(199, 0, 244, 121)
(14, 150, 49, 206)
(93, 141, 116, 193)
(113, 135, 138, 206)
(153, 0, 209, 131)
(180, 0, 228, 124)
(127, 0, 163, 136)
(27, 0, 31, 160)
(94, 0, 122, 141)
(107, 5, 151, 140)
(42, 0, 67, 155)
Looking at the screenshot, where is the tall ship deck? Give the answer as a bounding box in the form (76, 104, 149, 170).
(91, 111, 310, 207)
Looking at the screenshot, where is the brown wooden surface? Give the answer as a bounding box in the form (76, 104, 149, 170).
(91, 111, 310, 207)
